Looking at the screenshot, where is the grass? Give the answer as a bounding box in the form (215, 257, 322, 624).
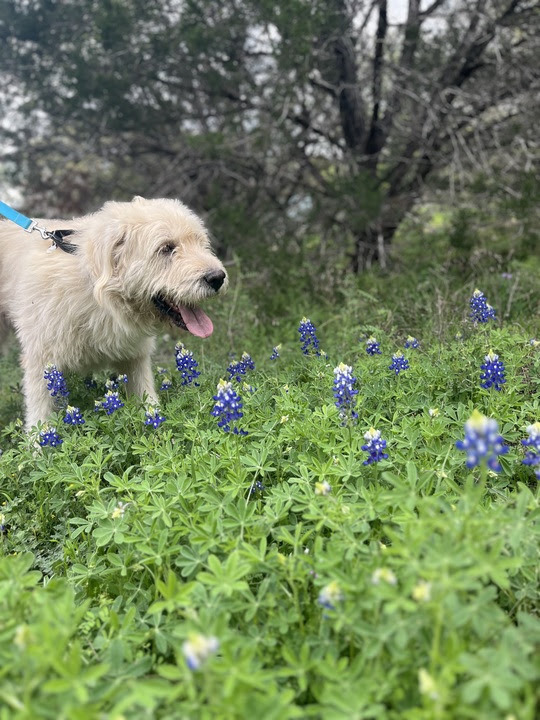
(0, 256, 539, 719)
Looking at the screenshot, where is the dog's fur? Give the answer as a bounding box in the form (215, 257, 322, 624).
(0, 196, 227, 429)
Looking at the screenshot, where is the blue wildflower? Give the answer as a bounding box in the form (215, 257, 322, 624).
(522, 422, 540, 479)
(97, 391, 124, 415)
(318, 581, 343, 610)
(455, 409, 509, 472)
(211, 379, 247, 435)
(362, 427, 389, 465)
(389, 353, 409, 375)
(144, 406, 166, 429)
(333, 363, 359, 424)
(249, 480, 265, 497)
(44, 364, 69, 398)
(404, 336, 420, 349)
(63, 406, 85, 425)
(270, 345, 281, 361)
(160, 376, 172, 391)
(39, 426, 63, 447)
(182, 633, 219, 671)
(469, 289, 496, 323)
(365, 336, 382, 355)
(298, 317, 320, 356)
(106, 374, 128, 391)
(480, 350, 506, 391)
(227, 352, 255, 382)
(175, 343, 200, 386)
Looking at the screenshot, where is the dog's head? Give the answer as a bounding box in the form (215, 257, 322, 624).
(85, 196, 228, 338)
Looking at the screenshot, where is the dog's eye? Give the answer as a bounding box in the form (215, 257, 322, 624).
(159, 243, 176, 255)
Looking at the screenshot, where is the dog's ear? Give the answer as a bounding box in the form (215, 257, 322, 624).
(89, 225, 126, 305)
(132, 195, 145, 203)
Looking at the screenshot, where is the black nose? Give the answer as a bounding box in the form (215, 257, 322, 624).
(203, 269, 226, 292)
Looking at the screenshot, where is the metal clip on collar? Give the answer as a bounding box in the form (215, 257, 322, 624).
(25, 220, 58, 251)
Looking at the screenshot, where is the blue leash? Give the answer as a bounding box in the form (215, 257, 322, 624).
(0, 199, 36, 232)
(0, 199, 77, 253)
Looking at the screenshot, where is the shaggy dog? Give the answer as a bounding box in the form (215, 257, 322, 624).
(0, 196, 227, 429)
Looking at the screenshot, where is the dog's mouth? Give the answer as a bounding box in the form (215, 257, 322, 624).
(152, 295, 214, 338)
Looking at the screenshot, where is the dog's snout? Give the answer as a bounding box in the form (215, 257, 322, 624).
(203, 269, 226, 292)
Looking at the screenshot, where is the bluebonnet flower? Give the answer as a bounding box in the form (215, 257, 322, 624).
(469, 289, 496, 323)
(315, 480, 331, 496)
(227, 352, 255, 382)
(455, 409, 509, 472)
(270, 344, 281, 361)
(371, 568, 398, 586)
(160, 376, 172, 391)
(106, 374, 128, 391)
(63, 406, 85, 425)
(0, 513, 6, 533)
(530, 339, 539, 347)
(211, 379, 247, 435)
(96, 391, 124, 415)
(480, 350, 506, 391)
(318, 581, 343, 610)
(404, 335, 420, 349)
(365, 336, 382, 355)
(298, 317, 320, 356)
(522, 422, 540, 479)
(362, 428, 389, 465)
(249, 480, 265, 497)
(144, 406, 166, 429)
(389, 353, 409, 375)
(333, 363, 359, 424)
(44, 364, 69, 398)
(175, 343, 201, 385)
(182, 633, 219, 670)
(84, 377, 98, 389)
(39, 426, 63, 447)
(111, 501, 129, 519)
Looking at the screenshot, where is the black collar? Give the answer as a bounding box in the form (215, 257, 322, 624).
(49, 229, 78, 254)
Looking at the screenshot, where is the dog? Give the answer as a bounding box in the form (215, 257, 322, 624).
(0, 196, 228, 429)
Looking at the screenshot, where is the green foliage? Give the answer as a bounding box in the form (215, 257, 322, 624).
(1, 266, 539, 718)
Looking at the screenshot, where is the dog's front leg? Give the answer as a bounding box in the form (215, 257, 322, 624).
(21, 355, 56, 430)
(122, 355, 159, 405)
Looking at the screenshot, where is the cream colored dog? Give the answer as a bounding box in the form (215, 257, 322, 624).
(0, 196, 228, 429)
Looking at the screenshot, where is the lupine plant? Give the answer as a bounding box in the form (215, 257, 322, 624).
(365, 336, 382, 355)
(175, 343, 201, 386)
(469, 288, 496, 323)
(404, 335, 419, 349)
(95, 390, 124, 415)
(38, 426, 63, 447)
(44, 364, 69, 398)
(211, 379, 247, 435)
(227, 352, 255, 382)
(332, 362, 358, 424)
(480, 350, 506, 391)
(63, 406, 85, 425)
(361, 427, 389, 464)
(522, 422, 540, 478)
(182, 634, 219, 670)
(455, 409, 509, 472)
(0, 277, 538, 720)
(389, 353, 409, 375)
(298, 317, 320, 355)
(144, 406, 166, 429)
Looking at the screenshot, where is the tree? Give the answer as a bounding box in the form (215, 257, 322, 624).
(0, 0, 537, 270)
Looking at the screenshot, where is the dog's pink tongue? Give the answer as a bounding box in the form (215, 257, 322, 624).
(180, 306, 214, 338)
